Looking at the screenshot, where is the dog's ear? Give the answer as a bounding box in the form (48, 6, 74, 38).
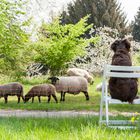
(111, 40, 119, 52)
(122, 39, 131, 51)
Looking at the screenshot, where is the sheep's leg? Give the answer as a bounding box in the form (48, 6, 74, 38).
(48, 95, 51, 103)
(32, 97, 34, 103)
(21, 95, 25, 102)
(60, 92, 63, 101)
(62, 92, 66, 101)
(52, 94, 58, 103)
(17, 95, 20, 103)
(38, 96, 41, 103)
(4, 95, 8, 104)
(90, 81, 94, 85)
(83, 92, 89, 100)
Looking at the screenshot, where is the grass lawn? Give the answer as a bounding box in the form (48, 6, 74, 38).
(0, 116, 140, 140)
(0, 76, 140, 113)
(0, 77, 140, 140)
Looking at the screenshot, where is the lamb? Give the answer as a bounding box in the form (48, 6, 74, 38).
(67, 68, 94, 85)
(0, 82, 24, 103)
(25, 84, 58, 103)
(96, 82, 103, 92)
(96, 82, 109, 92)
(48, 76, 89, 101)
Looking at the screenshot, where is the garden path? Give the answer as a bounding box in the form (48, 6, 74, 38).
(0, 110, 138, 117)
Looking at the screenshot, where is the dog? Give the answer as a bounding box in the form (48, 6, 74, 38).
(109, 39, 138, 104)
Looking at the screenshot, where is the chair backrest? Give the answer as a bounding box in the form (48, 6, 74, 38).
(104, 65, 140, 78)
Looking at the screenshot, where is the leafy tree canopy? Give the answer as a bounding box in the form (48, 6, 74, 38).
(32, 16, 99, 75)
(0, 0, 30, 78)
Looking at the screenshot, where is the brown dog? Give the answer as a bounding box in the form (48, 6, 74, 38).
(109, 39, 138, 103)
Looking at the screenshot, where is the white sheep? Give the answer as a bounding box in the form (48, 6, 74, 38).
(48, 76, 89, 101)
(67, 68, 94, 84)
(96, 82, 109, 92)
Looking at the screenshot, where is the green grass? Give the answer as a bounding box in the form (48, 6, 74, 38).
(0, 76, 101, 111)
(0, 116, 140, 140)
(0, 76, 140, 140)
(0, 76, 140, 113)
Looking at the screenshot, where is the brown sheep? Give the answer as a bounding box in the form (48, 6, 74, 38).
(0, 82, 24, 103)
(109, 39, 138, 103)
(25, 84, 58, 103)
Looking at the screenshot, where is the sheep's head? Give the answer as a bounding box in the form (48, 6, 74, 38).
(90, 79, 94, 85)
(48, 77, 59, 85)
(24, 94, 31, 102)
(87, 76, 94, 85)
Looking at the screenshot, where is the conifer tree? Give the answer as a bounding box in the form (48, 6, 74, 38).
(132, 7, 140, 41)
(61, 0, 127, 36)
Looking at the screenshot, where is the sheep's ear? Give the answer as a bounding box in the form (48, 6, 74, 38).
(122, 39, 131, 51)
(56, 77, 59, 81)
(48, 77, 52, 80)
(111, 40, 118, 52)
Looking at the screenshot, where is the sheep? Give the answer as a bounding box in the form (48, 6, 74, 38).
(25, 84, 58, 103)
(48, 76, 89, 101)
(96, 83, 103, 92)
(0, 82, 24, 103)
(96, 82, 109, 92)
(67, 68, 94, 84)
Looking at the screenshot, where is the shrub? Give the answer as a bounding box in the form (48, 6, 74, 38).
(0, 0, 31, 78)
(32, 16, 99, 75)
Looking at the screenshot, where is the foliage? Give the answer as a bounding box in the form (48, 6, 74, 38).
(132, 7, 140, 41)
(32, 16, 99, 75)
(0, 0, 30, 78)
(61, 0, 128, 37)
(70, 27, 117, 74)
(70, 27, 140, 74)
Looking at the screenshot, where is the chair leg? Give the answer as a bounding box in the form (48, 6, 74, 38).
(105, 98, 109, 125)
(99, 93, 103, 125)
(105, 81, 109, 126)
(99, 80, 106, 125)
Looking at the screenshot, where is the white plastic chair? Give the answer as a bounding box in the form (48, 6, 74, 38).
(99, 64, 140, 129)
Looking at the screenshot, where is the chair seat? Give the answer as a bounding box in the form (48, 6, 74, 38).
(99, 65, 140, 128)
(104, 96, 140, 104)
(108, 126, 136, 129)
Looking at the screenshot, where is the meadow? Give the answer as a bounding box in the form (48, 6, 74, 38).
(0, 76, 140, 140)
(0, 116, 140, 140)
(0, 76, 140, 113)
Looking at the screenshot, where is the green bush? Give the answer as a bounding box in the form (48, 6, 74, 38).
(0, 0, 30, 78)
(32, 16, 99, 75)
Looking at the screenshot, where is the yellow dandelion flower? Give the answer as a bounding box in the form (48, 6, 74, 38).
(135, 112, 138, 115)
(131, 116, 135, 123)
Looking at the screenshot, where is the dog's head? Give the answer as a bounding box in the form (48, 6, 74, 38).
(111, 39, 131, 52)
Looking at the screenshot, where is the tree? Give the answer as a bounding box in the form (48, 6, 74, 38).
(0, 0, 30, 78)
(61, 0, 127, 37)
(32, 16, 99, 75)
(132, 7, 140, 41)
